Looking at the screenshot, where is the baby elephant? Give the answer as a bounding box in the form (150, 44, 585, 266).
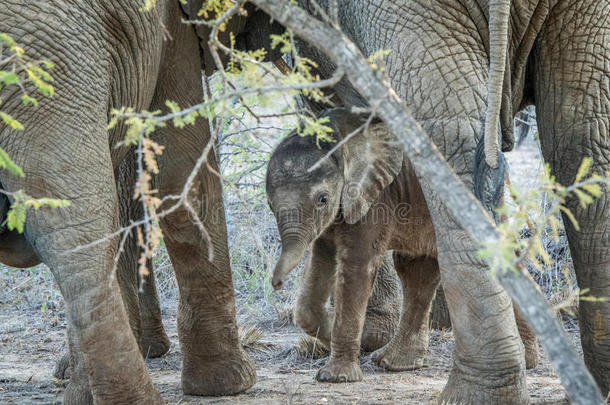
(266, 108, 538, 382)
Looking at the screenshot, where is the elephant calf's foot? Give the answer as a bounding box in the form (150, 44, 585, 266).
(64, 379, 93, 405)
(316, 359, 363, 383)
(141, 330, 171, 359)
(182, 347, 256, 396)
(371, 338, 426, 371)
(439, 364, 528, 404)
(53, 352, 71, 380)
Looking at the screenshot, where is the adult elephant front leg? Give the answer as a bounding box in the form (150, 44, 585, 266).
(535, 1, 610, 394)
(0, 101, 162, 405)
(149, 4, 255, 395)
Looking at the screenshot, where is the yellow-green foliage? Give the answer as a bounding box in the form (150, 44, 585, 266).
(478, 157, 608, 302)
(0, 33, 55, 177)
(6, 191, 70, 234)
(0, 34, 67, 234)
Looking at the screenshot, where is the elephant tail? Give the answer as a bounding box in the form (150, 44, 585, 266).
(474, 135, 507, 218)
(484, 0, 511, 168)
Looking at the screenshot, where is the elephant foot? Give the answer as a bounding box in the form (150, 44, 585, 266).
(370, 338, 425, 371)
(53, 352, 71, 380)
(141, 329, 171, 359)
(360, 314, 395, 352)
(182, 347, 256, 396)
(438, 364, 528, 404)
(64, 378, 93, 405)
(316, 359, 363, 383)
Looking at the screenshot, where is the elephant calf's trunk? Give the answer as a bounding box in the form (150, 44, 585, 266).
(272, 243, 307, 290)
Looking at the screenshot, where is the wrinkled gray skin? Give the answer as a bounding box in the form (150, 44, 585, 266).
(270, 1, 610, 401)
(302, 250, 446, 353)
(267, 109, 539, 382)
(0, 2, 285, 404)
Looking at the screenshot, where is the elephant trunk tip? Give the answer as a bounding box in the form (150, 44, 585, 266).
(271, 274, 284, 290)
(271, 244, 307, 291)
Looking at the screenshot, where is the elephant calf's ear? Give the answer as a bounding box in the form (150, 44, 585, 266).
(329, 111, 403, 224)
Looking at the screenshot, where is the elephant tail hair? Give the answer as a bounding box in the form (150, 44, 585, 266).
(474, 135, 507, 219)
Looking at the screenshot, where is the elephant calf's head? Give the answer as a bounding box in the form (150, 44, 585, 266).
(266, 108, 403, 289)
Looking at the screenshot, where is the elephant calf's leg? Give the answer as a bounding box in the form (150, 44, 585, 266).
(316, 225, 386, 383)
(293, 237, 337, 348)
(372, 255, 439, 371)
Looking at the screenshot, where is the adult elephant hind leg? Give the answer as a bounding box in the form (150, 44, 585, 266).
(149, 4, 254, 395)
(371, 254, 439, 371)
(535, 2, 610, 393)
(389, 12, 526, 398)
(430, 203, 527, 404)
(153, 129, 256, 396)
(117, 153, 170, 359)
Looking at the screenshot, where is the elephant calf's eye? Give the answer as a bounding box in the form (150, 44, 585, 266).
(317, 194, 328, 206)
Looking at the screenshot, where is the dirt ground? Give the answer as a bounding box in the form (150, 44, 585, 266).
(0, 130, 579, 404)
(0, 299, 577, 405)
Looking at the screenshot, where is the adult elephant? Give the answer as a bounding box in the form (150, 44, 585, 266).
(0, 1, 283, 404)
(260, 0, 609, 402)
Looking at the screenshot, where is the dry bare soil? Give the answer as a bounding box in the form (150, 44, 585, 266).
(1, 298, 577, 405)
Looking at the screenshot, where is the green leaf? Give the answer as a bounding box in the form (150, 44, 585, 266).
(0, 71, 19, 85)
(21, 94, 38, 107)
(575, 157, 592, 183)
(0, 33, 16, 48)
(0, 111, 24, 130)
(0, 147, 24, 176)
(582, 183, 603, 198)
(6, 203, 26, 233)
(560, 205, 580, 231)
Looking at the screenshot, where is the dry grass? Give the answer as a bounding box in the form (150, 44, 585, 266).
(294, 335, 329, 359)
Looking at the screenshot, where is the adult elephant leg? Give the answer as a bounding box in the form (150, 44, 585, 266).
(426, 193, 527, 404)
(149, 3, 255, 395)
(293, 236, 337, 348)
(115, 155, 143, 351)
(153, 127, 256, 395)
(116, 153, 170, 358)
(375, 4, 527, 399)
(372, 254, 439, 371)
(535, 1, 610, 393)
(0, 127, 162, 404)
(429, 286, 452, 330)
(361, 252, 401, 352)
